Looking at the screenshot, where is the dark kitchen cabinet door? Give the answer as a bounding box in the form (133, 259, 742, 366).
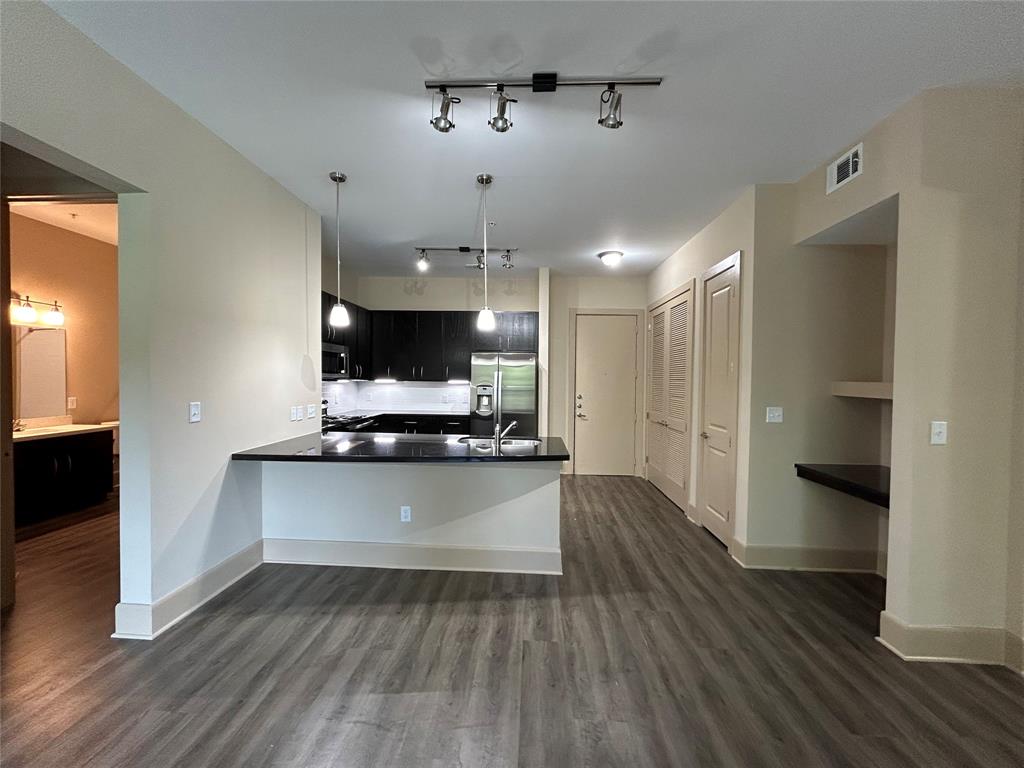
(321, 291, 336, 343)
(355, 306, 373, 379)
(501, 312, 539, 352)
(371, 312, 395, 379)
(442, 311, 472, 381)
(472, 312, 500, 352)
(415, 312, 444, 381)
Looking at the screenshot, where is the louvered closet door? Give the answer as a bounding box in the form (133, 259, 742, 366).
(646, 287, 692, 513)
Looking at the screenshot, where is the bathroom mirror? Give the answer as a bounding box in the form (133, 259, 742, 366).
(13, 326, 67, 420)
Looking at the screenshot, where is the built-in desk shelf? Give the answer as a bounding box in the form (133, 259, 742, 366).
(831, 381, 893, 400)
(795, 463, 890, 508)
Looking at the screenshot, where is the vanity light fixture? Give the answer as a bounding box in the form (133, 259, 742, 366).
(598, 250, 624, 267)
(10, 296, 37, 325)
(328, 171, 350, 328)
(42, 301, 65, 327)
(416, 250, 430, 272)
(430, 88, 460, 133)
(476, 173, 496, 332)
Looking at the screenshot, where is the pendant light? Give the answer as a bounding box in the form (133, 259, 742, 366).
(476, 173, 496, 332)
(328, 171, 350, 327)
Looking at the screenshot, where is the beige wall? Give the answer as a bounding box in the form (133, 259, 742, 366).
(2, 2, 321, 612)
(1009, 168, 1024, 663)
(10, 214, 118, 424)
(747, 186, 888, 552)
(647, 188, 755, 526)
(793, 87, 1024, 635)
(355, 274, 538, 311)
(549, 274, 648, 474)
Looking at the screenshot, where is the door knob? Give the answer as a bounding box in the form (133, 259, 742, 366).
(700, 431, 709, 439)
(576, 412, 587, 419)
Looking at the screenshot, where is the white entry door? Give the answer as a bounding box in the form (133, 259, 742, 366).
(574, 314, 638, 475)
(646, 284, 693, 512)
(698, 253, 740, 546)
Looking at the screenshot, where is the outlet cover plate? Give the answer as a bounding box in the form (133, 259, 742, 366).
(766, 406, 784, 423)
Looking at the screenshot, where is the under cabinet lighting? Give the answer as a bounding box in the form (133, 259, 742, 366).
(374, 436, 396, 444)
(374, 378, 397, 384)
(447, 379, 470, 385)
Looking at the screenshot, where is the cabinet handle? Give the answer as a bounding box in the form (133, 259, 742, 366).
(445, 365, 449, 379)
(66, 453, 73, 474)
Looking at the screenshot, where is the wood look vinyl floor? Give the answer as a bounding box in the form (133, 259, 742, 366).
(1, 477, 1022, 767)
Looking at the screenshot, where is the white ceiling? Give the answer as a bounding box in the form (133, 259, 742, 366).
(10, 202, 119, 245)
(49, 1, 1024, 276)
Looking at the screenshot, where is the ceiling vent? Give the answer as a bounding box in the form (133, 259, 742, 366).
(826, 143, 863, 194)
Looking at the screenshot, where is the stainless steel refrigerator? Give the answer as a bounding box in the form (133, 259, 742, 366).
(470, 353, 538, 437)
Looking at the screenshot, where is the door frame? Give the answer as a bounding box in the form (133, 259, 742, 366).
(695, 251, 742, 548)
(645, 278, 696, 518)
(565, 308, 645, 476)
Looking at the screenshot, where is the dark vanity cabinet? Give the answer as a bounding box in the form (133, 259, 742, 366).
(13, 430, 114, 528)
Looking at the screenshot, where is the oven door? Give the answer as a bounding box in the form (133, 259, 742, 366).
(321, 343, 349, 380)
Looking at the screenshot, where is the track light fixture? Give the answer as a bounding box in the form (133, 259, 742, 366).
(488, 86, 517, 133)
(430, 88, 460, 133)
(416, 250, 430, 272)
(424, 72, 660, 133)
(598, 85, 623, 129)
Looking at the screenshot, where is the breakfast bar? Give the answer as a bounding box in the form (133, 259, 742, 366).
(233, 431, 569, 575)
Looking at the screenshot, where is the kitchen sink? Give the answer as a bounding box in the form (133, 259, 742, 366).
(456, 437, 542, 451)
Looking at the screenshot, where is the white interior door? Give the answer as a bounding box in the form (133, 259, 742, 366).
(574, 314, 637, 475)
(646, 286, 692, 512)
(698, 254, 740, 546)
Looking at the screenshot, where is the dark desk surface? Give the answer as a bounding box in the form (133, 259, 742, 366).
(233, 432, 570, 464)
(795, 464, 890, 508)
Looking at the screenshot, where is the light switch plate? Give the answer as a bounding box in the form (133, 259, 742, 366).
(295, 406, 303, 421)
(188, 402, 201, 423)
(766, 406, 784, 423)
(289, 406, 297, 422)
(67, 396, 78, 410)
(400, 505, 412, 523)
(307, 404, 317, 419)
(930, 420, 948, 445)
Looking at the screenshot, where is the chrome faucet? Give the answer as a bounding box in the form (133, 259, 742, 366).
(499, 420, 518, 440)
(492, 369, 518, 444)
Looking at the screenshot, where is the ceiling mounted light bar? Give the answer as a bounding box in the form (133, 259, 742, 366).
(424, 73, 663, 92)
(412, 246, 519, 255)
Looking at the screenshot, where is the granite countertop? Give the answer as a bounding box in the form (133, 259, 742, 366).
(233, 431, 570, 463)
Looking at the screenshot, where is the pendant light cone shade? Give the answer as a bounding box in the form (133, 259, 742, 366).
(329, 171, 351, 327)
(43, 301, 65, 327)
(329, 302, 350, 327)
(477, 307, 496, 331)
(598, 88, 624, 129)
(11, 298, 37, 324)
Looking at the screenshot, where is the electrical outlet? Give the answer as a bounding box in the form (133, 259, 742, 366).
(400, 505, 412, 523)
(766, 406, 783, 423)
(289, 406, 297, 421)
(188, 402, 201, 423)
(67, 396, 78, 410)
(929, 420, 948, 445)
(307, 404, 317, 419)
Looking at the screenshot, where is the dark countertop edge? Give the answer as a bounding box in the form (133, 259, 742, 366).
(231, 452, 568, 464)
(794, 463, 890, 509)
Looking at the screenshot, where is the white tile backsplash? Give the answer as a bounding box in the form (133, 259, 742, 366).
(321, 380, 470, 416)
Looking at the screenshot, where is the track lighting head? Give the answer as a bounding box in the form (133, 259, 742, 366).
(488, 87, 516, 133)
(416, 250, 430, 272)
(598, 86, 623, 129)
(431, 89, 460, 133)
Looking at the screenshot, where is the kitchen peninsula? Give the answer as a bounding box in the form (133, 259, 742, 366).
(233, 431, 568, 574)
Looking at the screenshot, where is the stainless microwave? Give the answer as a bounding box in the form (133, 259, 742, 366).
(321, 343, 349, 380)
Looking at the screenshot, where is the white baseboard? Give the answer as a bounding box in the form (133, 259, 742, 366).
(877, 610, 1010, 666)
(1006, 629, 1023, 675)
(730, 540, 878, 573)
(263, 538, 562, 575)
(113, 540, 263, 641)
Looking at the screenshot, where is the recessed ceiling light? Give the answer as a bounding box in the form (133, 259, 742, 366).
(597, 250, 624, 267)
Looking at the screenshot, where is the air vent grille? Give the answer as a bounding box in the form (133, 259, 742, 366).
(826, 143, 863, 194)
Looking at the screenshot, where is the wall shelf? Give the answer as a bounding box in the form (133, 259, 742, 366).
(831, 381, 893, 400)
